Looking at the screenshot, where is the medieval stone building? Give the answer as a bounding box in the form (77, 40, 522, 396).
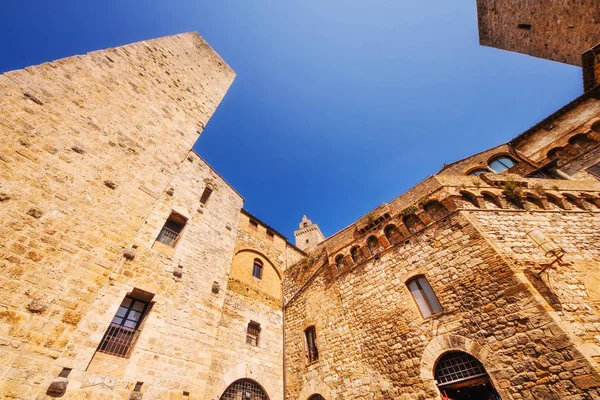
(1, 3, 600, 400)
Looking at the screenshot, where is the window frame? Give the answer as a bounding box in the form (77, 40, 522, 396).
(488, 155, 517, 173)
(155, 211, 187, 248)
(406, 275, 443, 319)
(246, 321, 261, 347)
(252, 258, 263, 280)
(304, 325, 319, 364)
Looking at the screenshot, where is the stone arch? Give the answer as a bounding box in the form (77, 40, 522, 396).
(547, 146, 566, 161)
(524, 193, 544, 210)
(481, 191, 502, 209)
(297, 379, 333, 400)
(592, 120, 600, 134)
(423, 200, 448, 220)
(459, 190, 479, 208)
(563, 193, 586, 210)
(234, 248, 282, 279)
(231, 249, 282, 300)
(403, 214, 425, 233)
(216, 363, 276, 400)
(546, 194, 566, 210)
(366, 235, 382, 255)
(384, 224, 402, 245)
(334, 254, 346, 271)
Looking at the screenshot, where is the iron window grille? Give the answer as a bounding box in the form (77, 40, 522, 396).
(97, 296, 148, 358)
(586, 162, 600, 180)
(305, 326, 319, 363)
(246, 322, 261, 346)
(435, 351, 488, 386)
(156, 212, 187, 248)
(220, 379, 268, 400)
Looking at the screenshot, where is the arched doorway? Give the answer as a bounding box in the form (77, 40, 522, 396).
(308, 395, 325, 400)
(220, 379, 269, 400)
(434, 351, 501, 400)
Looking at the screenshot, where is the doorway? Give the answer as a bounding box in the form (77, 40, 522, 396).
(435, 351, 501, 400)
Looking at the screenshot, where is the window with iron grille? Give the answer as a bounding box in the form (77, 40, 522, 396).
(97, 296, 148, 358)
(586, 162, 600, 180)
(407, 276, 443, 318)
(220, 379, 268, 400)
(246, 321, 261, 346)
(304, 326, 318, 363)
(252, 259, 263, 279)
(156, 211, 187, 248)
(434, 351, 488, 386)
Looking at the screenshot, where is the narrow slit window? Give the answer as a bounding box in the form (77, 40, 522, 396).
(200, 187, 213, 204)
(246, 321, 261, 346)
(156, 211, 187, 248)
(407, 276, 443, 318)
(97, 295, 150, 358)
(252, 259, 263, 279)
(305, 326, 319, 363)
(517, 23, 532, 30)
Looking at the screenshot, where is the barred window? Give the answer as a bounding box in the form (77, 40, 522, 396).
(407, 276, 443, 318)
(586, 162, 600, 180)
(97, 293, 152, 358)
(156, 211, 187, 248)
(252, 259, 263, 279)
(246, 321, 261, 346)
(305, 326, 319, 363)
(435, 351, 488, 386)
(220, 379, 268, 400)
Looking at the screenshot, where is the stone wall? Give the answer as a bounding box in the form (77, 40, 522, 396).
(476, 0, 600, 66)
(0, 33, 237, 399)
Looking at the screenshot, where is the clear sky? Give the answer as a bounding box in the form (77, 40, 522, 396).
(1, 1, 583, 240)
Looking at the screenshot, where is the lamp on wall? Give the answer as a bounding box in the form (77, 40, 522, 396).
(526, 229, 565, 273)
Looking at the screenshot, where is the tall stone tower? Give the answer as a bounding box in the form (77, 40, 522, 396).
(294, 215, 325, 251)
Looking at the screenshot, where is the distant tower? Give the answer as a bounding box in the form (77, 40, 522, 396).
(294, 215, 325, 251)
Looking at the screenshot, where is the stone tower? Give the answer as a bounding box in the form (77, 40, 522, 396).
(294, 215, 325, 251)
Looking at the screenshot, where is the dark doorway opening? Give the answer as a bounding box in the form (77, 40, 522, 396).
(435, 351, 501, 400)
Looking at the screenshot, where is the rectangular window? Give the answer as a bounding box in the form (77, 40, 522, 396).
(407, 276, 443, 318)
(305, 326, 319, 363)
(266, 230, 275, 241)
(246, 321, 261, 346)
(156, 211, 187, 248)
(586, 162, 600, 180)
(97, 295, 149, 358)
(249, 219, 259, 230)
(200, 187, 213, 204)
(252, 259, 263, 279)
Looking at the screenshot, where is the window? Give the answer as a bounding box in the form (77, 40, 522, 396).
(156, 211, 187, 248)
(266, 230, 275, 241)
(586, 162, 600, 180)
(517, 23, 532, 30)
(366, 236, 380, 255)
(384, 225, 401, 245)
(488, 156, 516, 173)
(334, 254, 346, 272)
(199, 187, 212, 204)
(249, 219, 259, 230)
(252, 259, 263, 279)
(468, 169, 488, 176)
(246, 321, 261, 346)
(97, 294, 150, 358)
(220, 379, 268, 400)
(304, 326, 319, 363)
(309, 395, 325, 400)
(350, 246, 362, 263)
(406, 276, 443, 318)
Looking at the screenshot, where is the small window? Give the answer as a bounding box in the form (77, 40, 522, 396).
(488, 156, 516, 173)
(305, 239, 309, 244)
(350, 246, 362, 263)
(366, 236, 379, 255)
(334, 254, 346, 272)
(303, 222, 308, 227)
(156, 211, 187, 248)
(384, 225, 401, 245)
(249, 219, 259, 230)
(97, 294, 151, 358)
(246, 321, 261, 346)
(200, 187, 213, 204)
(586, 162, 600, 180)
(252, 259, 263, 279)
(468, 169, 488, 176)
(304, 326, 318, 363)
(407, 276, 443, 318)
(266, 230, 275, 241)
(517, 23, 532, 30)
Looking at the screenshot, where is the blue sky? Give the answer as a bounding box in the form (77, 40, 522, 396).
(1, 1, 582, 240)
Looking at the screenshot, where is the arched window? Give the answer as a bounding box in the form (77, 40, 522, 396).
(252, 259, 263, 279)
(468, 168, 488, 176)
(334, 254, 346, 271)
(366, 236, 380, 255)
(406, 276, 443, 318)
(350, 246, 362, 263)
(384, 224, 401, 245)
(304, 326, 318, 363)
(220, 379, 268, 400)
(308, 395, 325, 400)
(488, 156, 516, 173)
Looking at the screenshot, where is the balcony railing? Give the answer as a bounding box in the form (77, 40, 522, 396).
(97, 323, 141, 358)
(156, 226, 181, 248)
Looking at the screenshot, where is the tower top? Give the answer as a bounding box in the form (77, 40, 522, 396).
(294, 215, 325, 251)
